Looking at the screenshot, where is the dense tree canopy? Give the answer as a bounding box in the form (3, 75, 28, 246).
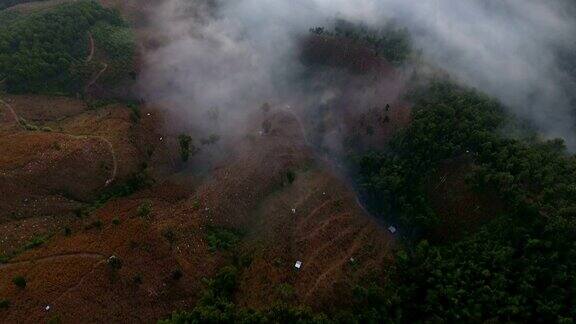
(357, 81, 576, 322)
(0, 0, 130, 94)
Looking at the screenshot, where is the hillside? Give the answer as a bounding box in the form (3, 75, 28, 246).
(1, 0, 576, 323)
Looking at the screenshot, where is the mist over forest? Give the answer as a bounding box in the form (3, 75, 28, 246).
(1, 0, 576, 322)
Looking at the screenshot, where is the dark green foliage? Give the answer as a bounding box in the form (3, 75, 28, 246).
(47, 314, 62, 324)
(0, 235, 50, 264)
(159, 265, 328, 324)
(90, 21, 135, 85)
(24, 235, 47, 250)
(171, 269, 183, 281)
(356, 80, 576, 322)
(162, 228, 176, 244)
(133, 274, 143, 285)
(137, 200, 152, 217)
(12, 276, 26, 288)
(107, 255, 122, 270)
(112, 217, 120, 225)
(178, 134, 196, 162)
(63, 226, 72, 236)
(276, 283, 295, 301)
(0, 1, 126, 94)
(81, 169, 154, 216)
(358, 81, 504, 233)
(311, 19, 412, 65)
(0, 299, 9, 309)
(0, 0, 47, 10)
(127, 102, 141, 123)
(285, 170, 296, 185)
(205, 226, 242, 252)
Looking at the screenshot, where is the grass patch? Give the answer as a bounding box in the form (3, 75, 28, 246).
(205, 226, 243, 252)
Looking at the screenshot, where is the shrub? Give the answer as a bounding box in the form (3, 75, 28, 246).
(205, 226, 242, 252)
(285, 170, 296, 184)
(276, 283, 295, 301)
(133, 274, 143, 284)
(137, 200, 152, 217)
(0, 299, 9, 309)
(112, 217, 120, 225)
(178, 134, 197, 162)
(162, 229, 176, 244)
(107, 255, 122, 270)
(171, 269, 183, 281)
(12, 276, 26, 288)
(24, 235, 47, 250)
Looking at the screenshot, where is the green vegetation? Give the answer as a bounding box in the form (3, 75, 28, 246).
(137, 200, 152, 217)
(133, 274, 143, 285)
(24, 235, 48, 249)
(90, 21, 135, 85)
(205, 226, 243, 252)
(355, 81, 576, 322)
(107, 255, 122, 270)
(84, 219, 103, 230)
(178, 134, 196, 162)
(276, 283, 295, 301)
(162, 228, 176, 244)
(285, 170, 296, 185)
(12, 276, 26, 288)
(358, 81, 504, 233)
(160, 265, 327, 323)
(0, 0, 131, 94)
(0, 299, 9, 309)
(171, 269, 183, 281)
(311, 19, 412, 65)
(47, 314, 62, 324)
(0, 234, 50, 263)
(79, 169, 154, 217)
(0, 0, 49, 10)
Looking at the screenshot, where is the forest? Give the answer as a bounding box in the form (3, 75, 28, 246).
(356, 81, 576, 322)
(0, 0, 132, 94)
(0, 0, 46, 10)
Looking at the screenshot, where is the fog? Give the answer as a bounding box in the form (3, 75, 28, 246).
(139, 0, 576, 148)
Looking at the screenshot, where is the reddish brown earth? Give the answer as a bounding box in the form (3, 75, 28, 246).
(0, 104, 395, 323)
(0, 95, 165, 255)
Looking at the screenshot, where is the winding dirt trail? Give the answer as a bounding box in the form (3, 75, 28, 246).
(84, 31, 108, 91)
(0, 97, 24, 129)
(63, 132, 118, 186)
(86, 32, 95, 63)
(85, 62, 108, 91)
(0, 98, 118, 186)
